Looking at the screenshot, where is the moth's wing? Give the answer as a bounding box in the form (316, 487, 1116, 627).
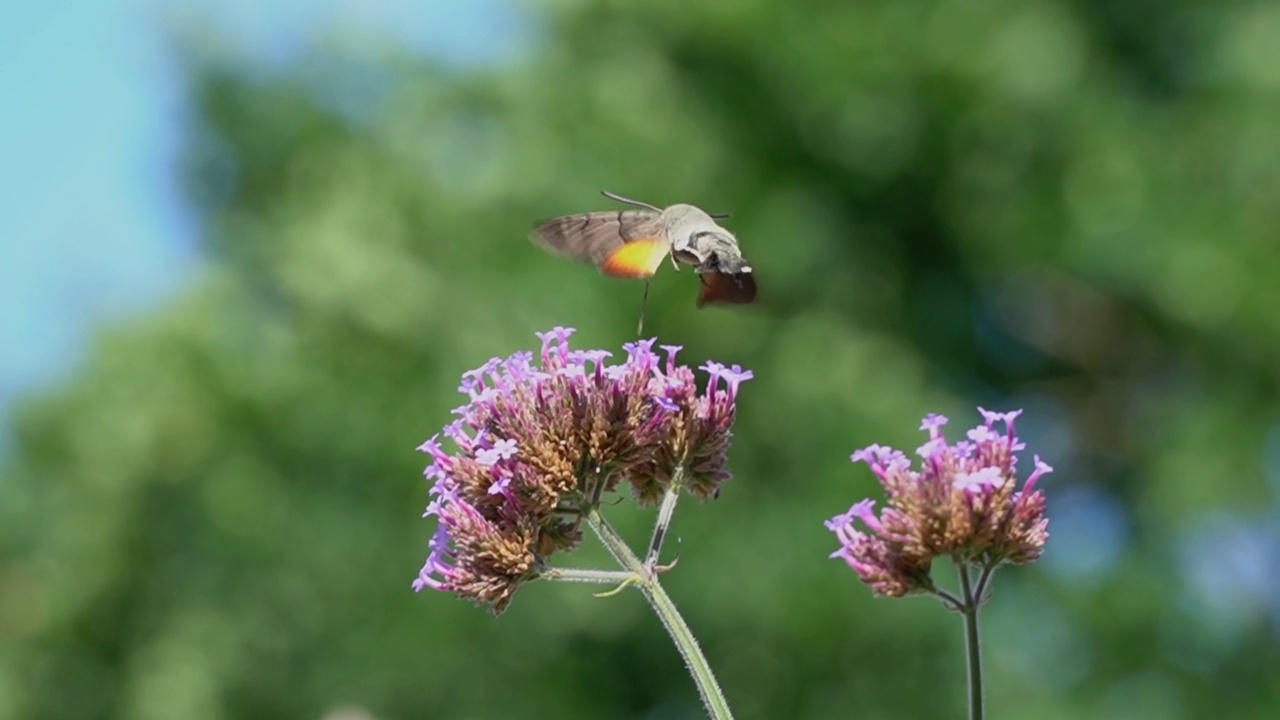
(529, 209, 671, 278)
(696, 271, 757, 307)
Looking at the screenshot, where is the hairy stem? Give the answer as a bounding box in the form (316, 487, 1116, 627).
(645, 465, 686, 569)
(972, 563, 997, 606)
(540, 567, 635, 585)
(957, 564, 984, 720)
(585, 507, 734, 720)
(931, 587, 965, 611)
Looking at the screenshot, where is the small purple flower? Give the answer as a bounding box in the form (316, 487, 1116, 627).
(828, 408, 1051, 598)
(475, 438, 518, 466)
(414, 327, 753, 613)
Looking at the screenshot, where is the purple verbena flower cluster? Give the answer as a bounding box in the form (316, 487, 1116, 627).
(414, 327, 752, 613)
(826, 408, 1051, 598)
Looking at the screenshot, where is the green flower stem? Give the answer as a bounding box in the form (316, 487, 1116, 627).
(972, 563, 997, 605)
(635, 575, 733, 719)
(957, 564, 984, 720)
(931, 587, 965, 611)
(586, 504, 636, 569)
(585, 507, 735, 720)
(645, 465, 686, 568)
(541, 568, 636, 585)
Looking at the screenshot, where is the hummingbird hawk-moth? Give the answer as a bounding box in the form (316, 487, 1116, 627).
(529, 191, 757, 334)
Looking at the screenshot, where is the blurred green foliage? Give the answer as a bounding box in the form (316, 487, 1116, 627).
(4, 0, 1280, 718)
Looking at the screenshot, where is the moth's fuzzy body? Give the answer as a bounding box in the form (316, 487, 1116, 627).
(528, 193, 758, 329)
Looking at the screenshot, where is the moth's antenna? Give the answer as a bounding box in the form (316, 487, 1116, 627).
(601, 190, 662, 213)
(709, 212, 731, 220)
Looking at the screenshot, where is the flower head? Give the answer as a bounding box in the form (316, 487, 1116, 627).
(415, 328, 752, 613)
(827, 408, 1051, 597)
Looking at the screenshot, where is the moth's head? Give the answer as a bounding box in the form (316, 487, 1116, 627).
(698, 249, 752, 276)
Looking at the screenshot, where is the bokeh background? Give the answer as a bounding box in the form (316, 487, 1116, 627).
(3, 1, 1280, 718)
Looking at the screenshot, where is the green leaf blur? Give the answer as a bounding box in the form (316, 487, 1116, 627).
(3, 1, 1279, 718)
